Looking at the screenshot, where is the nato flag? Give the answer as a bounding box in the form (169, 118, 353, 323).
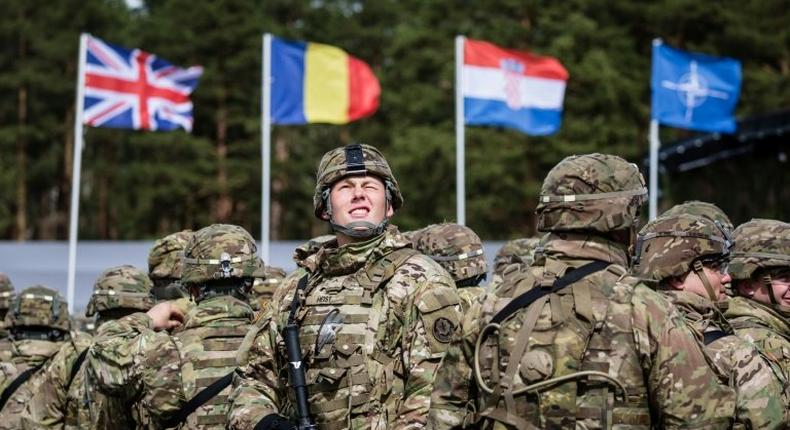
(651, 40, 741, 133)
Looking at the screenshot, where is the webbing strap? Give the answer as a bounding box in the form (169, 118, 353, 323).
(703, 330, 728, 345)
(288, 275, 310, 325)
(490, 261, 610, 325)
(161, 371, 234, 429)
(0, 361, 46, 411)
(67, 348, 89, 390)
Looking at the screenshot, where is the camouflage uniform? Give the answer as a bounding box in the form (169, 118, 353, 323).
(148, 229, 194, 302)
(228, 144, 461, 430)
(489, 237, 542, 293)
(633, 213, 788, 428)
(88, 224, 262, 429)
(430, 153, 736, 429)
(724, 219, 790, 397)
(0, 273, 15, 362)
(0, 286, 73, 430)
(22, 265, 155, 430)
(250, 265, 287, 312)
(411, 223, 489, 428)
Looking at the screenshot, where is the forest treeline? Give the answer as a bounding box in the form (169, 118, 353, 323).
(1, 0, 787, 241)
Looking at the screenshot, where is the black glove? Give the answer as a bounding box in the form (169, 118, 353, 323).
(254, 414, 297, 430)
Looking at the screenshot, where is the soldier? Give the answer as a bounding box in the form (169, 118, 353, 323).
(490, 237, 541, 292)
(430, 153, 736, 429)
(148, 229, 194, 301)
(250, 265, 287, 312)
(724, 219, 790, 389)
(411, 223, 488, 311)
(22, 265, 155, 429)
(0, 273, 15, 362)
(0, 286, 74, 430)
(88, 224, 262, 429)
(662, 200, 735, 232)
(632, 213, 787, 427)
(228, 143, 461, 430)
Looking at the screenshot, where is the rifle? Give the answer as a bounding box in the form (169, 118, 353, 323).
(284, 275, 316, 430)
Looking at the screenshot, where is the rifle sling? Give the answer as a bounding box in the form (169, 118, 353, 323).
(0, 360, 46, 411)
(162, 371, 234, 429)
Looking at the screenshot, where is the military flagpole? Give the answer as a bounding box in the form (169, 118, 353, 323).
(455, 35, 466, 225)
(67, 33, 89, 315)
(260, 33, 272, 263)
(648, 38, 662, 221)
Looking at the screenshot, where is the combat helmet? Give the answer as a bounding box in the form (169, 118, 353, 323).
(86, 265, 155, 319)
(182, 224, 265, 301)
(536, 153, 647, 234)
(633, 213, 731, 301)
(250, 265, 287, 311)
(493, 237, 540, 275)
(412, 223, 488, 286)
(0, 272, 15, 319)
(728, 219, 790, 310)
(313, 144, 403, 239)
(5, 285, 70, 340)
(662, 200, 734, 235)
(148, 229, 193, 300)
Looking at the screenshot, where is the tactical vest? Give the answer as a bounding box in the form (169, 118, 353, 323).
(143, 305, 253, 429)
(474, 260, 651, 430)
(281, 248, 417, 430)
(0, 339, 62, 430)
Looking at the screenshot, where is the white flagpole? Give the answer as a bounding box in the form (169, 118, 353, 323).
(260, 33, 272, 263)
(648, 119, 660, 220)
(67, 33, 88, 315)
(648, 38, 662, 221)
(455, 35, 466, 225)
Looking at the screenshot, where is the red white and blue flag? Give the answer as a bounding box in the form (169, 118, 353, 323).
(462, 38, 568, 135)
(82, 35, 203, 132)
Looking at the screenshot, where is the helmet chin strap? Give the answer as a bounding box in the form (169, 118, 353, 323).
(324, 184, 392, 241)
(692, 260, 719, 302)
(762, 273, 790, 314)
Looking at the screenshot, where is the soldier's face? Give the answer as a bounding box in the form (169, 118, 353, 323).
(676, 265, 731, 301)
(742, 272, 790, 307)
(328, 175, 393, 228)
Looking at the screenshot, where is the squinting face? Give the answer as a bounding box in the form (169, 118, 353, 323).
(680, 265, 732, 301)
(326, 175, 393, 234)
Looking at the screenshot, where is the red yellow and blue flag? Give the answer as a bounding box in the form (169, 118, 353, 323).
(270, 37, 380, 125)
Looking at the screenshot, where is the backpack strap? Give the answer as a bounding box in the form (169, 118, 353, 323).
(491, 260, 610, 325)
(67, 348, 89, 390)
(703, 330, 728, 345)
(0, 360, 46, 411)
(161, 371, 234, 429)
(356, 248, 420, 291)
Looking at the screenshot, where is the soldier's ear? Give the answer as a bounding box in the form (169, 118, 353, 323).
(321, 211, 330, 221)
(666, 276, 685, 291)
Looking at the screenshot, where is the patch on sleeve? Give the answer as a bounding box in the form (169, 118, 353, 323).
(433, 317, 455, 343)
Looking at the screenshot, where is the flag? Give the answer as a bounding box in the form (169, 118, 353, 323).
(270, 37, 380, 124)
(651, 41, 741, 133)
(462, 38, 568, 135)
(82, 35, 203, 131)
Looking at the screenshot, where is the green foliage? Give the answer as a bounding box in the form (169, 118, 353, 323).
(0, 0, 787, 240)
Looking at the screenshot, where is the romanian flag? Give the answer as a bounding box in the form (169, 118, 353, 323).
(270, 37, 380, 124)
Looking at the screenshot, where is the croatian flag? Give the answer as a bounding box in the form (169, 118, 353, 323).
(462, 38, 568, 135)
(82, 35, 203, 132)
(270, 37, 380, 124)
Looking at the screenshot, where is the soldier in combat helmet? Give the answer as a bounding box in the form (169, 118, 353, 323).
(87, 224, 263, 429)
(0, 286, 74, 430)
(430, 153, 736, 429)
(632, 212, 787, 427)
(22, 265, 156, 429)
(723, 219, 790, 401)
(0, 273, 15, 362)
(228, 143, 461, 430)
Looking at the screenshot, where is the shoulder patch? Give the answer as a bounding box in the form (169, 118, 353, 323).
(433, 317, 455, 343)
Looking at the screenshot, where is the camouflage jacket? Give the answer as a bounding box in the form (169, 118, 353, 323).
(85, 299, 194, 428)
(662, 291, 788, 428)
(0, 338, 68, 430)
(228, 227, 462, 430)
(22, 329, 137, 430)
(430, 233, 737, 430)
(0, 338, 12, 363)
(724, 297, 790, 392)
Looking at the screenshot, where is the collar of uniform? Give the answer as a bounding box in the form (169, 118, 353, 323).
(725, 296, 790, 335)
(317, 225, 406, 276)
(181, 295, 254, 330)
(662, 290, 719, 325)
(11, 338, 61, 367)
(542, 232, 629, 267)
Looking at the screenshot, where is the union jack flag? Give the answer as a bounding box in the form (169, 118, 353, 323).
(82, 35, 203, 131)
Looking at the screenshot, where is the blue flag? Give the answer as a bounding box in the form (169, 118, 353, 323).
(651, 40, 741, 133)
